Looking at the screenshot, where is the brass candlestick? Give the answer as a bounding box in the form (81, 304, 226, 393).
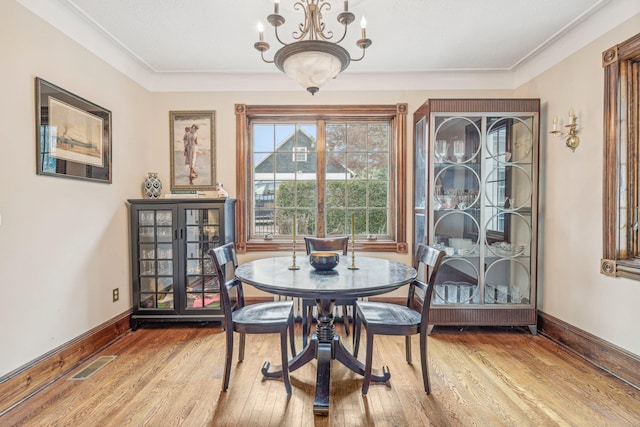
(289, 242, 300, 270)
(348, 236, 359, 270)
(289, 217, 300, 270)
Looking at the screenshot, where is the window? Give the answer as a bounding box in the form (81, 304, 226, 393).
(235, 104, 408, 253)
(601, 32, 640, 279)
(293, 146, 308, 162)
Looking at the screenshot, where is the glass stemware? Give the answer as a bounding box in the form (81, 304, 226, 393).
(453, 140, 466, 163)
(435, 140, 448, 162)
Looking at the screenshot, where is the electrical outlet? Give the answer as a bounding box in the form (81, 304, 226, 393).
(112, 288, 119, 302)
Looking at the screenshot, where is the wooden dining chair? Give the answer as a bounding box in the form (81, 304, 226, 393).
(209, 243, 297, 394)
(302, 236, 351, 347)
(352, 243, 445, 395)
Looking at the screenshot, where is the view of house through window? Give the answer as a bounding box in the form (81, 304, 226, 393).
(235, 104, 407, 253)
(252, 121, 391, 239)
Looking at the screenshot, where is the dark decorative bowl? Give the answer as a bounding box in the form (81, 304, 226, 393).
(309, 251, 340, 271)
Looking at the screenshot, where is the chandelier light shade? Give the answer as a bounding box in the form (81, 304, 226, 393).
(254, 0, 372, 95)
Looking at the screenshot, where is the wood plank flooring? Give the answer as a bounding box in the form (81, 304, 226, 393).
(2, 323, 640, 426)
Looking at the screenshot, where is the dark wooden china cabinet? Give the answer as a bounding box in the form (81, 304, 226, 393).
(413, 99, 540, 334)
(127, 198, 235, 330)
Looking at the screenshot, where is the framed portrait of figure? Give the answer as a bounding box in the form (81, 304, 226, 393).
(169, 110, 216, 191)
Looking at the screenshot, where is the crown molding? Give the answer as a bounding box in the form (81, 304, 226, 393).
(16, 0, 640, 93)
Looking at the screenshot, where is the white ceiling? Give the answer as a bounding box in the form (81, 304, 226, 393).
(17, 0, 640, 92)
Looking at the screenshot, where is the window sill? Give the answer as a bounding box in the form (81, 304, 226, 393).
(239, 239, 407, 253)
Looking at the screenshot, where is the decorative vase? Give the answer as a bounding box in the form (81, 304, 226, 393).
(143, 172, 163, 199)
(216, 182, 229, 198)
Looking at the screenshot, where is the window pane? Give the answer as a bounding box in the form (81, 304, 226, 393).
(326, 124, 346, 152)
(253, 123, 278, 236)
(368, 123, 390, 151)
(347, 180, 367, 208)
(326, 181, 346, 207)
(350, 209, 366, 235)
(369, 181, 388, 207)
(253, 124, 276, 152)
(369, 209, 388, 235)
(275, 180, 295, 208)
(297, 209, 316, 235)
(326, 151, 348, 180)
(254, 180, 276, 234)
(347, 124, 368, 151)
(296, 181, 317, 208)
(347, 153, 368, 178)
(368, 152, 388, 179)
(330, 122, 391, 236)
(252, 123, 318, 237)
(327, 209, 347, 235)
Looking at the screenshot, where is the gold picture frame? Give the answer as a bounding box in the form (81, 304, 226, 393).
(169, 110, 216, 191)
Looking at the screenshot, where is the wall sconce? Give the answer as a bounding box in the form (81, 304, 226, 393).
(550, 109, 580, 152)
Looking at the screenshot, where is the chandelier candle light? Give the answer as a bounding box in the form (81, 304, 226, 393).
(254, 0, 372, 95)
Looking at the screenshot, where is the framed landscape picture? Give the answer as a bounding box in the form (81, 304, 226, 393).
(169, 110, 216, 191)
(35, 77, 112, 183)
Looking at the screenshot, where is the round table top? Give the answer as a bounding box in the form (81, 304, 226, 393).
(235, 256, 417, 299)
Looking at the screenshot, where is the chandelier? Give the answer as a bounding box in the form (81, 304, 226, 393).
(254, 0, 372, 95)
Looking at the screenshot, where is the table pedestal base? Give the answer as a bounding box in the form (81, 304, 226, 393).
(262, 299, 390, 415)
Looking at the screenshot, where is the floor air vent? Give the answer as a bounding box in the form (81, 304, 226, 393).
(69, 356, 116, 380)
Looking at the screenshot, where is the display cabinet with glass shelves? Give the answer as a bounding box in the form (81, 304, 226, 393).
(128, 198, 236, 330)
(413, 99, 539, 334)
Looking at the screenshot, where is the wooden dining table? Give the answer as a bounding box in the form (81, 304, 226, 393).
(235, 255, 417, 415)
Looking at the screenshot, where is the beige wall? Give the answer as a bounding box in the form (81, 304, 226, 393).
(0, 1, 153, 376)
(2, 1, 639, 378)
(516, 14, 640, 355)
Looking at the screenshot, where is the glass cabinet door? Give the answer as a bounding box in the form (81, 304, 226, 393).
(137, 209, 175, 310)
(130, 199, 234, 328)
(184, 207, 222, 311)
(430, 113, 536, 307)
(431, 115, 483, 305)
(413, 113, 427, 251)
(483, 115, 535, 305)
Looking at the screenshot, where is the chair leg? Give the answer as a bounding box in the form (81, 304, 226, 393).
(223, 328, 233, 391)
(362, 330, 374, 395)
(280, 330, 292, 394)
(306, 306, 314, 343)
(288, 316, 297, 357)
(302, 302, 309, 348)
(405, 335, 412, 364)
(420, 330, 431, 394)
(353, 312, 362, 358)
(342, 305, 351, 336)
(238, 332, 246, 362)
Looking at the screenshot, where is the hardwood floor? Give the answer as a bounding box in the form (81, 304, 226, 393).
(2, 323, 640, 426)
